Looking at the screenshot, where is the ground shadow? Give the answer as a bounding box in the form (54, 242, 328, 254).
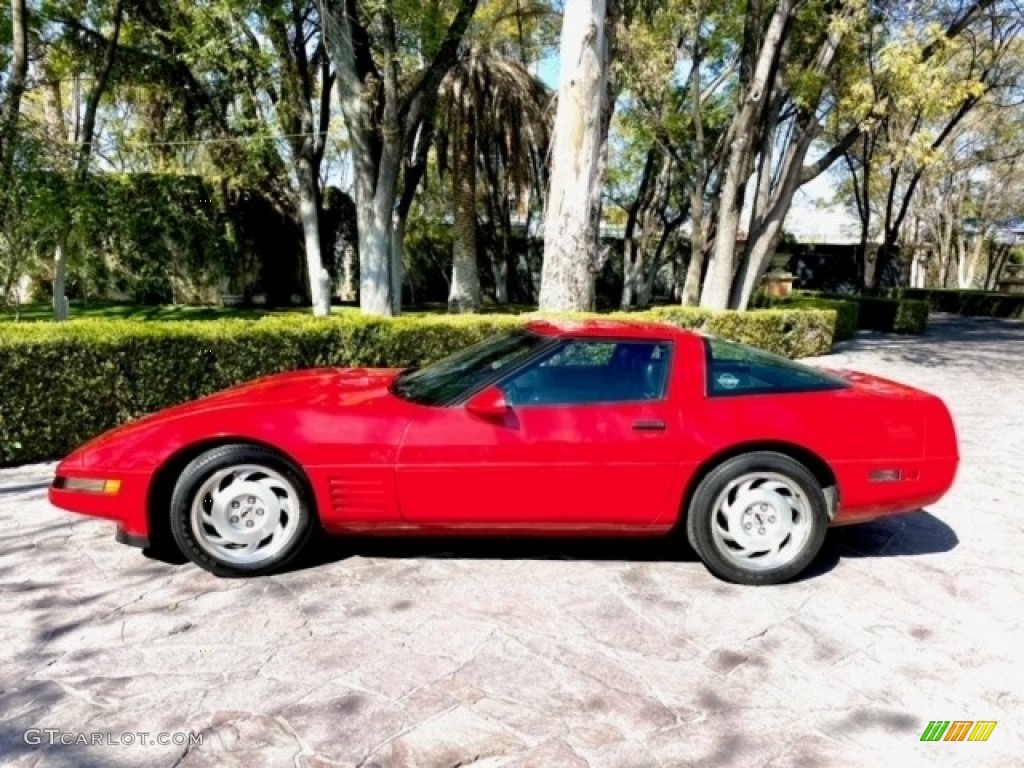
(0, 481, 50, 497)
(800, 509, 958, 580)
(281, 508, 957, 582)
(824, 314, 1024, 370)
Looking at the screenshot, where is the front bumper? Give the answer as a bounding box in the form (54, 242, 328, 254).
(115, 527, 150, 549)
(48, 468, 152, 540)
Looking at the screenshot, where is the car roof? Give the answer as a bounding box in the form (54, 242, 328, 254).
(523, 317, 694, 340)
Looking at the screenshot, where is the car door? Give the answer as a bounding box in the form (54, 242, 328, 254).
(395, 338, 684, 529)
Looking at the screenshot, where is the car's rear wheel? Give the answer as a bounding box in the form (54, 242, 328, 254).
(686, 452, 828, 585)
(170, 445, 316, 577)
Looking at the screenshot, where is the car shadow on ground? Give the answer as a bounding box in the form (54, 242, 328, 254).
(800, 509, 959, 581)
(247, 508, 958, 582)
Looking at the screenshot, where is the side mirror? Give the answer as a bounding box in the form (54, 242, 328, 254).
(466, 386, 510, 423)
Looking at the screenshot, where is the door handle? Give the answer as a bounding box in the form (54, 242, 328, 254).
(632, 419, 666, 432)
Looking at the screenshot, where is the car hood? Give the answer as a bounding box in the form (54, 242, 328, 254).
(191, 367, 402, 408)
(62, 368, 403, 467)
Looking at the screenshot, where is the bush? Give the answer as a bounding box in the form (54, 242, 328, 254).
(797, 291, 929, 335)
(901, 289, 1024, 319)
(894, 298, 930, 334)
(752, 294, 859, 342)
(0, 308, 835, 466)
(849, 296, 929, 334)
(645, 307, 836, 358)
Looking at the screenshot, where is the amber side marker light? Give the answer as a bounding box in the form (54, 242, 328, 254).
(54, 477, 122, 494)
(869, 469, 903, 483)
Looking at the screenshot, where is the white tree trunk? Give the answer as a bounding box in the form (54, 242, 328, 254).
(53, 235, 69, 321)
(491, 253, 509, 305)
(449, 130, 482, 312)
(297, 158, 330, 316)
(733, 226, 783, 310)
(538, 0, 611, 312)
(621, 240, 640, 309)
(337, 240, 357, 301)
(391, 214, 405, 314)
(699, 3, 792, 309)
(913, 252, 929, 288)
(357, 201, 394, 316)
(353, 144, 400, 316)
(959, 233, 986, 289)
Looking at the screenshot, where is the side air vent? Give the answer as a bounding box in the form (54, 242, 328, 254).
(327, 477, 386, 518)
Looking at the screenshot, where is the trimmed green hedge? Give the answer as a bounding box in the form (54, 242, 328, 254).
(751, 295, 859, 342)
(901, 289, 1024, 319)
(645, 306, 836, 358)
(0, 308, 836, 466)
(795, 291, 929, 335)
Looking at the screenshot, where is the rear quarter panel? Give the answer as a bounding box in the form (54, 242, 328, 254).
(675, 344, 952, 523)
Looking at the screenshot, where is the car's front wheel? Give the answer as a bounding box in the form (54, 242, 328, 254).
(686, 452, 828, 585)
(170, 445, 316, 577)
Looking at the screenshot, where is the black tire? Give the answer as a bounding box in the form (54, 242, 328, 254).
(169, 444, 317, 577)
(686, 451, 828, 585)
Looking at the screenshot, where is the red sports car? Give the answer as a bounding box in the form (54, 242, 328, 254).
(49, 319, 959, 585)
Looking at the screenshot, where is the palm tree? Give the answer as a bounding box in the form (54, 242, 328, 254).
(436, 46, 550, 312)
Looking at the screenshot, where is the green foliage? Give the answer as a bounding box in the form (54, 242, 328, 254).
(645, 306, 836, 358)
(851, 296, 928, 334)
(752, 293, 860, 342)
(67, 173, 240, 301)
(787, 298, 859, 342)
(902, 288, 1024, 319)
(812, 292, 929, 334)
(0, 307, 837, 465)
(894, 298, 930, 333)
(1, 125, 71, 296)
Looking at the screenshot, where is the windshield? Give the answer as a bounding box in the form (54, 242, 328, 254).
(390, 330, 551, 406)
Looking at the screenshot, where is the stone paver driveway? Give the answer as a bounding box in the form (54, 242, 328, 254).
(1, 315, 1022, 767)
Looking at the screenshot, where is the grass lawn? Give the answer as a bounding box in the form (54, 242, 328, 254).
(0, 300, 540, 322)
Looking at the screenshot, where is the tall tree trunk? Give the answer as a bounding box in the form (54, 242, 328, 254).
(51, 0, 125, 321)
(639, 219, 677, 307)
(270, 3, 335, 318)
(323, 0, 478, 316)
(679, 25, 713, 308)
(621, 148, 659, 309)
(681, 186, 715, 306)
(538, 0, 613, 312)
(0, 0, 29, 225)
(959, 231, 987, 289)
(355, 168, 399, 316)
(727, 10, 851, 310)
(729, 87, 784, 310)
(495, 173, 513, 306)
(986, 243, 1010, 290)
(730, 119, 817, 311)
(53, 235, 69, 321)
(338, 241, 357, 301)
(699, 1, 792, 310)
(390, 216, 405, 312)
(449, 129, 481, 312)
(297, 154, 330, 315)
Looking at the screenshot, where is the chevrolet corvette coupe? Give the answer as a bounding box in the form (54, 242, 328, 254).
(49, 319, 959, 585)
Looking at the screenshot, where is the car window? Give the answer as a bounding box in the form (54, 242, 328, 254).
(500, 340, 671, 406)
(704, 337, 848, 396)
(391, 330, 551, 406)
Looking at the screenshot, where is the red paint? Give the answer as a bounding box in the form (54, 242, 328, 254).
(49, 320, 959, 546)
